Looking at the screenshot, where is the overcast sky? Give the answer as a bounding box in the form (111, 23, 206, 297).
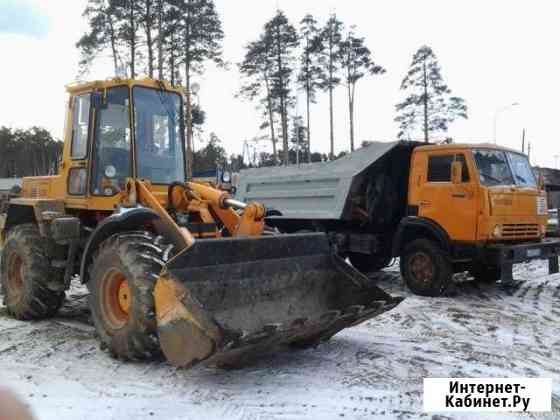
(0, 0, 559, 168)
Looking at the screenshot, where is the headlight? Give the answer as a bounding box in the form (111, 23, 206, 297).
(491, 224, 503, 238)
(222, 172, 231, 183)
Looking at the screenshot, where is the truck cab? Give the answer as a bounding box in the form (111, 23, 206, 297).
(398, 143, 559, 295)
(408, 144, 548, 243)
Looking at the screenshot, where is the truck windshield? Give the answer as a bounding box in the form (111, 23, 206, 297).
(133, 86, 185, 184)
(508, 152, 537, 187)
(473, 149, 536, 187)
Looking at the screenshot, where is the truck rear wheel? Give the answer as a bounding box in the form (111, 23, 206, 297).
(348, 253, 392, 273)
(88, 231, 170, 361)
(0, 224, 65, 320)
(401, 239, 452, 297)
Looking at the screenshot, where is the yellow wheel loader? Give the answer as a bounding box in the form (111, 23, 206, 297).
(0, 79, 402, 368)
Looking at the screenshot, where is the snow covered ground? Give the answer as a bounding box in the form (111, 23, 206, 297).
(1, 260, 558, 420)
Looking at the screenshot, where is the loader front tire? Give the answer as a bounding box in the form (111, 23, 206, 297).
(88, 231, 169, 361)
(0, 224, 65, 320)
(401, 239, 452, 297)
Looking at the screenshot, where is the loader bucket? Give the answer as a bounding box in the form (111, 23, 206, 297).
(154, 232, 403, 368)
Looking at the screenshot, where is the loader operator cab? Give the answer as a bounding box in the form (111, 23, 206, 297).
(90, 84, 185, 196)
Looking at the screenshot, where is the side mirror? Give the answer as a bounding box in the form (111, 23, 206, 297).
(538, 174, 546, 191)
(451, 161, 462, 184)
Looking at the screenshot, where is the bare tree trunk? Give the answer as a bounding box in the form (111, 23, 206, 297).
(306, 84, 311, 163)
(264, 72, 278, 163)
(275, 26, 289, 166)
(184, 8, 193, 178)
(328, 30, 335, 160)
(129, 0, 136, 78)
(305, 36, 311, 163)
(348, 83, 355, 151)
(157, 0, 164, 79)
(107, 14, 119, 76)
(145, 0, 154, 78)
(423, 60, 428, 143)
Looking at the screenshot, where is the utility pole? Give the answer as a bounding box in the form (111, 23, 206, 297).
(528, 141, 532, 163)
(521, 128, 526, 153)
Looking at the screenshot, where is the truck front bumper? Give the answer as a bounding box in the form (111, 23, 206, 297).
(486, 239, 560, 283)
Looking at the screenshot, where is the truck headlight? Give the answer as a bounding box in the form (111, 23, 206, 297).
(491, 224, 503, 238)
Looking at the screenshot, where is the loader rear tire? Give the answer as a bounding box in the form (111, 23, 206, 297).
(348, 253, 392, 273)
(401, 239, 452, 297)
(0, 224, 65, 320)
(87, 231, 171, 361)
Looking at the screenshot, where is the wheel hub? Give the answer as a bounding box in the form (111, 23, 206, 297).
(409, 252, 434, 284)
(101, 270, 131, 331)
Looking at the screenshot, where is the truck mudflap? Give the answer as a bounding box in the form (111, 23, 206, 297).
(153, 232, 403, 368)
(488, 238, 560, 283)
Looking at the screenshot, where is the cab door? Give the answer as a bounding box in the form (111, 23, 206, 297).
(417, 151, 478, 242)
(65, 93, 92, 209)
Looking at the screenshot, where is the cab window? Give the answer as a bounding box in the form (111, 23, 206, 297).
(71, 94, 90, 159)
(427, 154, 469, 183)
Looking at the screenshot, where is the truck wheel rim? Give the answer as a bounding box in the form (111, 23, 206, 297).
(101, 269, 131, 331)
(409, 253, 434, 284)
(6, 253, 24, 300)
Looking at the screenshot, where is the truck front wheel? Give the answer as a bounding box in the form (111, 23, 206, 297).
(401, 239, 452, 297)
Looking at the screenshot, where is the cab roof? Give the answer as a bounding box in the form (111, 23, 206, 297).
(65, 78, 184, 96)
(416, 142, 524, 155)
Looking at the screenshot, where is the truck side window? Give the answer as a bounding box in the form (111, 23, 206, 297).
(428, 155, 453, 182)
(71, 94, 91, 159)
(455, 154, 470, 182)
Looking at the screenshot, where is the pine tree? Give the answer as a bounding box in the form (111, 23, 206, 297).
(298, 14, 324, 163)
(395, 45, 467, 142)
(264, 10, 299, 166)
(340, 27, 385, 151)
(77, 0, 123, 77)
(238, 37, 279, 164)
(290, 115, 307, 165)
(318, 14, 344, 159)
(137, 0, 157, 77)
(171, 0, 224, 177)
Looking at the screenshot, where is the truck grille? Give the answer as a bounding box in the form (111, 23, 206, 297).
(502, 224, 539, 239)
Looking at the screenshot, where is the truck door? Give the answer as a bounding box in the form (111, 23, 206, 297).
(418, 152, 478, 242)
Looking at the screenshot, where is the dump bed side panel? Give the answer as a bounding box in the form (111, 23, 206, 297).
(236, 141, 416, 221)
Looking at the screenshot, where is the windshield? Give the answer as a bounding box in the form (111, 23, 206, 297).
(133, 87, 185, 184)
(473, 149, 536, 187)
(508, 152, 537, 187)
(473, 149, 514, 186)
